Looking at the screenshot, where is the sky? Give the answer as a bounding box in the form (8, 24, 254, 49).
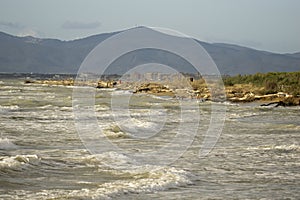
(0, 0, 299, 53)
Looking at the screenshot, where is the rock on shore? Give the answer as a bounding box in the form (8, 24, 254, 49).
(25, 79, 300, 106)
(133, 83, 174, 96)
(25, 79, 117, 88)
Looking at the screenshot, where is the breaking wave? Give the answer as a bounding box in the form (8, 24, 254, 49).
(8, 152, 193, 199)
(248, 144, 300, 153)
(0, 154, 40, 170)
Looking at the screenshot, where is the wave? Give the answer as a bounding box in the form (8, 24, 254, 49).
(0, 154, 40, 170)
(0, 105, 20, 112)
(117, 118, 163, 136)
(90, 165, 191, 198)
(103, 125, 132, 139)
(112, 89, 133, 95)
(1, 152, 193, 199)
(37, 104, 73, 112)
(149, 94, 174, 101)
(248, 144, 300, 153)
(94, 104, 110, 112)
(110, 109, 166, 119)
(0, 138, 18, 150)
(98, 88, 117, 91)
(27, 152, 193, 199)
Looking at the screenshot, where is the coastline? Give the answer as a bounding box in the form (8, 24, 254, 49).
(23, 78, 300, 106)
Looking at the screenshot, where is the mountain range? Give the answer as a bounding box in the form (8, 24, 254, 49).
(0, 28, 299, 75)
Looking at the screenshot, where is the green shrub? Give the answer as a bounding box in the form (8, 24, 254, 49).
(223, 71, 300, 95)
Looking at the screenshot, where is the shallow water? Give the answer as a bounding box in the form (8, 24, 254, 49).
(0, 79, 299, 199)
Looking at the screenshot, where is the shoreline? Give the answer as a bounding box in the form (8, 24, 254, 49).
(23, 79, 300, 106)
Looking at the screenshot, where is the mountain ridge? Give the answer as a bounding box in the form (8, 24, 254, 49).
(0, 29, 299, 75)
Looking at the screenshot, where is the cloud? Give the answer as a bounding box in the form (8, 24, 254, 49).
(0, 21, 24, 29)
(62, 21, 101, 29)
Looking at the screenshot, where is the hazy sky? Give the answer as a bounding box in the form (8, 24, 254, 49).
(0, 0, 299, 53)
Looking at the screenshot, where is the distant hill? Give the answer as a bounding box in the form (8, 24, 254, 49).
(0, 29, 299, 75)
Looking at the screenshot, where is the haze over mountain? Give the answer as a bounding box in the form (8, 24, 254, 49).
(0, 29, 299, 75)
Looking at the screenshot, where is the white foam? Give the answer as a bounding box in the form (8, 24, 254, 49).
(103, 131, 129, 139)
(58, 106, 72, 111)
(98, 88, 117, 91)
(94, 152, 136, 168)
(38, 104, 54, 109)
(248, 144, 300, 152)
(0, 105, 19, 111)
(94, 104, 110, 111)
(112, 90, 133, 95)
(149, 94, 174, 101)
(117, 118, 161, 136)
(70, 152, 192, 198)
(0, 154, 40, 169)
(103, 125, 132, 139)
(92, 165, 192, 196)
(4, 152, 193, 199)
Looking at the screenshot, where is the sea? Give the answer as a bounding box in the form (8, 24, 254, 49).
(0, 78, 299, 199)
